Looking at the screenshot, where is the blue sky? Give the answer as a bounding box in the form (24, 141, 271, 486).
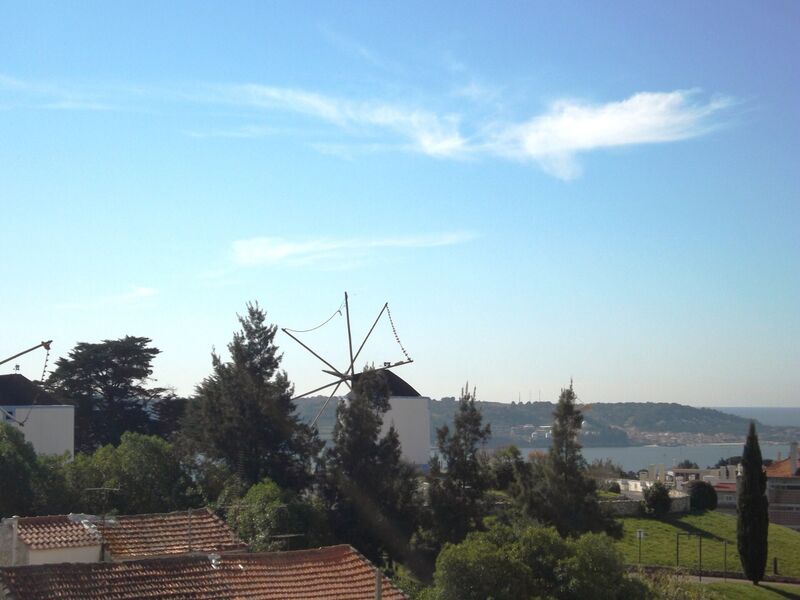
(1, 2, 798, 406)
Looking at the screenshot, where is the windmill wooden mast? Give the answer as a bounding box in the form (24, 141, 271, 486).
(281, 292, 413, 428)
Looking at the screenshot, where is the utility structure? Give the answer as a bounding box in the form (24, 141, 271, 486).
(283, 292, 431, 466)
(282, 292, 413, 428)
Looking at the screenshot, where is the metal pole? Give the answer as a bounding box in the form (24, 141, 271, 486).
(723, 541, 727, 580)
(638, 534, 642, 564)
(345, 292, 355, 376)
(698, 536, 702, 582)
(0, 341, 52, 367)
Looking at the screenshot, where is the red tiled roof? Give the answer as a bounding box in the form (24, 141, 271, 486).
(766, 457, 800, 479)
(16, 516, 101, 550)
(713, 482, 737, 491)
(0, 545, 408, 600)
(97, 508, 247, 559)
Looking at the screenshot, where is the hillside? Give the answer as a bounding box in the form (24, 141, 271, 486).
(295, 396, 799, 449)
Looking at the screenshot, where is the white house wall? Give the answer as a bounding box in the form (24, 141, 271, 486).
(27, 545, 101, 565)
(381, 396, 430, 466)
(1, 405, 74, 457)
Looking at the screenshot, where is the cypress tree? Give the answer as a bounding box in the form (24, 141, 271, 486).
(737, 422, 769, 584)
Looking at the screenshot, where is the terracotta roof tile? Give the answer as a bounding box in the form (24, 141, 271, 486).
(766, 457, 800, 479)
(16, 516, 102, 550)
(0, 545, 408, 600)
(97, 508, 247, 559)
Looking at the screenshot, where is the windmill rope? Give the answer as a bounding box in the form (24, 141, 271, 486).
(386, 304, 411, 362)
(284, 300, 345, 333)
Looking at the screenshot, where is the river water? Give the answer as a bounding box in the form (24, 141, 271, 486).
(519, 443, 787, 473)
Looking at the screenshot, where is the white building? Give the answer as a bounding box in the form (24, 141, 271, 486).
(0, 374, 74, 457)
(352, 370, 431, 466)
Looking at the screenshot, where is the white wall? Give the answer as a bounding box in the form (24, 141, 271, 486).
(28, 545, 101, 565)
(381, 396, 430, 466)
(1, 405, 74, 456)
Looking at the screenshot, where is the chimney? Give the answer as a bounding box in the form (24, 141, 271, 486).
(375, 567, 382, 600)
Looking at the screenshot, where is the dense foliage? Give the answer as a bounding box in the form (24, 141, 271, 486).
(181, 303, 320, 490)
(46, 336, 169, 452)
(317, 368, 420, 567)
(427, 384, 491, 546)
(643, 481, 672, 517)
(514, 383, 621, 538)
(686, 480, 718, 511)
(424, 523, 647, 600)
(737, 422, 769, 584)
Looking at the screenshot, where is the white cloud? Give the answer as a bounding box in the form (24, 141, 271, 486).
(2, 72, 730, 178)
(232, 232, 475, 267)
(487, 91, 730, 179)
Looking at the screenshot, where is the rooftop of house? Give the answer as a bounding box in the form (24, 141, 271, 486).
(0, 374, 62, 407)
(766, 456, 800, 479)
(351, 369, 421, 397)
(15, 516, 101, 550)
(9, 509, 246, 559)
(0, 545, 408, 600)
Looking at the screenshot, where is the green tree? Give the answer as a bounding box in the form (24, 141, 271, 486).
(427, 523, 646, 600)
(686, 480, 717, 511)
(47, 336, 167, 452)
(65, 433, 195, 514)
(428, 383, 491, 546)
(487, 445, 525, 491)
(181, 303, 320, 491)
(677, 460, 700, 469)
(737, 422, 768, 584)
(228, 478, 330, 551)
(516, 382, 620, 537)
(317, 368, 420, 567)
(643, 481, 672, 517)
(0, 423, 38, 517)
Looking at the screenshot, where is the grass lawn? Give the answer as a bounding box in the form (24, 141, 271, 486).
(616, 511, 800, 578)
(703, 582, 800, 599)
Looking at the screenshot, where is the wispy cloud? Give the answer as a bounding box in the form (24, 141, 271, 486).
(318, 25, 390, 70)
(232, 232, 475, 267)
(57, 286, 158, 310)
(2, 71, 731, 178)
(486, 91, 731, 179)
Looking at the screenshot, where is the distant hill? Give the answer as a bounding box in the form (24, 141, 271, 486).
(294, 396, 799, 449)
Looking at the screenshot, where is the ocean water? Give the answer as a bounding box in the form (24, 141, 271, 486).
(714, 407, 800, 427)
(520, 442, 788, 473)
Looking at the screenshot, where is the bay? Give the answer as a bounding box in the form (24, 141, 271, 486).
(519, 443, 787, 473)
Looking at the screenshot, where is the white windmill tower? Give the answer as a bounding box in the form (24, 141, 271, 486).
(283, 292, 430, 466)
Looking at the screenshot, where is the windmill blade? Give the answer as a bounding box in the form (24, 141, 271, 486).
(310, 379, 346, 429)
(281, 328, 347, 380)
(291, 379, 344, 402)
(345, 303, 388, 377)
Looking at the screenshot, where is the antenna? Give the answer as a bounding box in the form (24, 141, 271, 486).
(282, 292, 413, 428)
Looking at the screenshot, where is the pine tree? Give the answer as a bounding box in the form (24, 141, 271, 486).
(737, 422, 769, 584)
(515, 382, 620, 537)
(428, 383, 491, 545)
(181, 302, 320, 491)
(317, 368, 419, 566)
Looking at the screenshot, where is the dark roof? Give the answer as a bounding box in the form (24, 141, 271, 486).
(0, 545, 408, 600)
(0, 375, 62, 406)
(351, 369, 421, 397)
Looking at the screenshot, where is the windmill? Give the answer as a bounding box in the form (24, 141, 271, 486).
(282, 292, 413, 428)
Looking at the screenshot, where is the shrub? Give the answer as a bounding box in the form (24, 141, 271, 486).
(643, 481, 672, 517)
(686, 480, 717, 511)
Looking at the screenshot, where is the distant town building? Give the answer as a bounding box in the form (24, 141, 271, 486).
(0, 374, 74, 457)
(765, 442, 800, 531)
